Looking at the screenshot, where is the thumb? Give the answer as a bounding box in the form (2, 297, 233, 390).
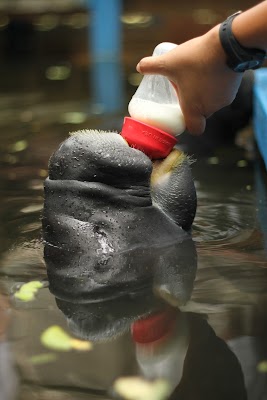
(136, 55, 169, 76)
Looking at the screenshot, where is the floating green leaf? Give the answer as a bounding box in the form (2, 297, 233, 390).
(41, 325, 93, 352)
(10, 140, 28, 153)
(113, 377, 172, 400)
(30, 353, 57, 365)
(207, 156, 219, 165)
(46, 65, 71, 81)
(258, 360, 267, 373)
(60, 111, 87, 124)
(14, 281, 43, 302)
(237, 160, 248, 168)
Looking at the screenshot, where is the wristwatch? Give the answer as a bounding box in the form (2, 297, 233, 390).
(219, 11, 266, 73)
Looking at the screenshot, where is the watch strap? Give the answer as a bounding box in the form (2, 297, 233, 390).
(219, 11, 266, 72)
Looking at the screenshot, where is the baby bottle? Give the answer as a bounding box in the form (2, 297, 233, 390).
(121, 42, 185, 159)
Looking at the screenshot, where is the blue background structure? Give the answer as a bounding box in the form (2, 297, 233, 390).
(88, 0, 124, 113)
(253, 68, 267, 168)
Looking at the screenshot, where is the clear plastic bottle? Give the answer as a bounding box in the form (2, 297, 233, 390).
(121, 42, 185, 159)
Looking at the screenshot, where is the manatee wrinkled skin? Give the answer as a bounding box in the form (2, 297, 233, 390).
(42, 130, 197, 302)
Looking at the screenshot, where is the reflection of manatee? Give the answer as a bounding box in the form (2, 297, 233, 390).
(54, 235, 197, 342)
(43, 131, 197, 302)
(55, 288, 166, 342)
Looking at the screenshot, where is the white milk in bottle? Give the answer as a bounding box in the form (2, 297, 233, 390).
(128, 42, 185, 136)
(121, 42, 185, 159)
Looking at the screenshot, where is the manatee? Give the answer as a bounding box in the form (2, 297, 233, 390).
(42, 130, 197, 302)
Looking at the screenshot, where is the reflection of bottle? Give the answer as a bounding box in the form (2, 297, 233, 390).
(121, 42, 185, 159)
(132, 308, 189, 392)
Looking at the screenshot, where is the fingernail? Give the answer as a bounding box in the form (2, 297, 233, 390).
(136, 63, 141, 73)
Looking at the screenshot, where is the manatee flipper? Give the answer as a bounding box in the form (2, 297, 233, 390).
(151, 149, 197, 231)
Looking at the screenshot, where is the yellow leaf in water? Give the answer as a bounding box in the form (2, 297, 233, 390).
(10, 140, 28, 153)
(41, 325, 92, 352)
(207, 156, 219, 165)
(113, 377, 171, 400)
(237, 160, 248, 168)
(14, 281, 43, 302)
(30, 353, 57, 365)
(258, 361, 267, 373)
(70, 339, 93, 351)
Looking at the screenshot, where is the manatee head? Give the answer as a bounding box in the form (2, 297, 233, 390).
(43, 130, 197, 302)
(48, 130, 152, 191)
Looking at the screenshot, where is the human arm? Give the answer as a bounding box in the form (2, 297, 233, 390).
(232, 1, 267, 51)
(136, 1, 267, 135)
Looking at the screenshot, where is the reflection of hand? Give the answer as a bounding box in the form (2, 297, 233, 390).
(137, 25, 243, 135)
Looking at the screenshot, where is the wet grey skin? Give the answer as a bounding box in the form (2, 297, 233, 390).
(42, 130, 197, 302)
(55, 288, 168, 342)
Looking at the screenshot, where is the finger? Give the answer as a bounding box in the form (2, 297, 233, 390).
(182, 107, 206, 135)
(185, 113, 206, 135)
(136, 55, 170, 76)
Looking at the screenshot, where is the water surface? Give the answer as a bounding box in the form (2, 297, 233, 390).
(1, 118, 267, 399)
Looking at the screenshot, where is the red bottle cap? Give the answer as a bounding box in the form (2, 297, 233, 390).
(121, 117, 177, 159)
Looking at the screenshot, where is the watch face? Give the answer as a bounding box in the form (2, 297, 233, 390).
(234, 60, 260, 73)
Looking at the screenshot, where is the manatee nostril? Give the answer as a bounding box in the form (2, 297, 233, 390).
(95, 256, 112, 271)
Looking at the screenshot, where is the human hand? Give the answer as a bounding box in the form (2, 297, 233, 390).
(137, 26, 244, 135)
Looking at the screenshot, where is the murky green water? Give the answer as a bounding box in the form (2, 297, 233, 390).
(1, 102, 267, 400)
